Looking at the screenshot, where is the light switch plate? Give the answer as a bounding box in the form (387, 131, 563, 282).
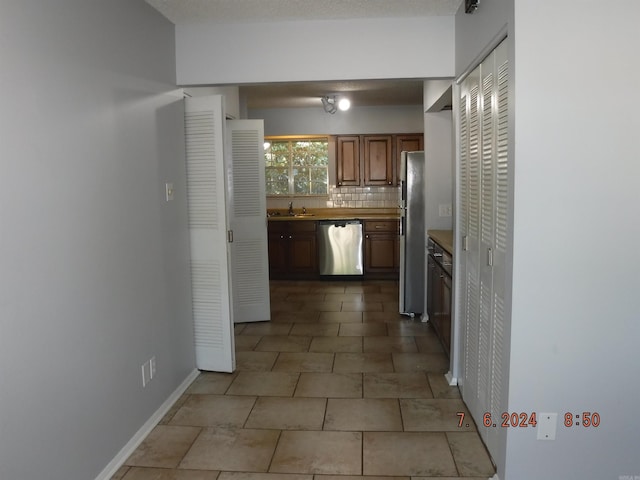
(165, 182, 174, 202)
(537, 413, 557, 440)
(150, 356, 156, 380)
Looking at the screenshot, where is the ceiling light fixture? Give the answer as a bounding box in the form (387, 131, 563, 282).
(321, 95, 337, 114)
(338, 98, 351, 111)
(465, 0, 479, 14)
(321, 95, 351, 114)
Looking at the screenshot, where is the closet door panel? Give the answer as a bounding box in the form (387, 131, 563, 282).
(184, 95, 235, 373)
(486, 40, 510, 456)
(226, 120, 271, 324)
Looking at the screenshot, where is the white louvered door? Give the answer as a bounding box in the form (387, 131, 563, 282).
(459, 65, 482, 414)
(457, 39, 509, 457)
(225, 120, 271, 323)
(478, 51, 495, 426)
(486, 40, 509, 456)
(184, 95, 235, 372)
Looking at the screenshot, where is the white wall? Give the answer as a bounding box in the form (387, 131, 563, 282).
(0, 2, 195, 479)
(176, 16, 455, 85)
(505, 2, 640, 479)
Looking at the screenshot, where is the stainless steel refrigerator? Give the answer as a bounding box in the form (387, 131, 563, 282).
(399, 151, 425, 316)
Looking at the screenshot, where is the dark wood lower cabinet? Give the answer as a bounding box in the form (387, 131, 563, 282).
(268, 221, 318, 279)
(288, 231, 317, 275)
(427, 239, 452, 356)
(363, 219, 399, 279)
(268, 228, 288, 278)
(268, 218, 400, 280)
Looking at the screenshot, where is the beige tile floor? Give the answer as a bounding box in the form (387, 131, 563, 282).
(114, 280, 495, 480)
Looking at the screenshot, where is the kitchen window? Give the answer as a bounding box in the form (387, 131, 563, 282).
(265, 136, 329, 196)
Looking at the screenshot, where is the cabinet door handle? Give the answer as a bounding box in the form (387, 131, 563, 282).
(228, 230, 234, 243)
(289, 235, 292, 239)
(280, 235, 284, 239)
(366, 234, 369, 238)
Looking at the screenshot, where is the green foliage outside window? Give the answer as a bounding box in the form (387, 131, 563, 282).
(265, 137, 329, 195)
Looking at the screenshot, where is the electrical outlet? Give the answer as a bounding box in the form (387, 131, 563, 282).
(141, 361, 150, 388)
(150, 356, 156, 380)
(438, 204, 452, 217)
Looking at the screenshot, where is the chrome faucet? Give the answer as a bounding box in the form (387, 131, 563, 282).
(288, 201, 294, 215)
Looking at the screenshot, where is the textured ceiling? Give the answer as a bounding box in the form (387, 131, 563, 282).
(146, 0, 463, 25)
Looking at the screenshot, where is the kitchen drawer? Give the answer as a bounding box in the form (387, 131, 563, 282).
(268, 221, 287, 233)
(268, 220, 317, 232)
(289, 221, 317, 232)
(364, 219, 399, 233)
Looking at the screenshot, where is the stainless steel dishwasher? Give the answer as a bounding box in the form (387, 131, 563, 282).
(317, 219, 364, 276)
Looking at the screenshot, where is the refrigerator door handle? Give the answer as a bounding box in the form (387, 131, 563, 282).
(400, 216, 405, 236)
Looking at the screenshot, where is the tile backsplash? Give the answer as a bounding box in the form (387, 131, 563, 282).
(266, 185, 401, 210)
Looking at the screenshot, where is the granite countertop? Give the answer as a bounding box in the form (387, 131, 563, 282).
(428, 229, 454, 255)
(267, 207, 400, 221)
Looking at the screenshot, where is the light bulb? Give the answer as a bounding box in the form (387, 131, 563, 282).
(338, 98, 351, 111)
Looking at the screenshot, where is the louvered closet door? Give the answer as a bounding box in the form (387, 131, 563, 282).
(477, 50, 496, 434)
(457, 38, 509, 459)
(485, 39, 509, 456)
(184, 95, 235, 372)
(457, 89, 469, 394)
(459, 65, 482, 416)
(225, 120, 271, 323)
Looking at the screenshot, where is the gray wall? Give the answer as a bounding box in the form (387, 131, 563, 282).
(423, 111, 453, 231)
(456, 0, 640, 478)
(455, 0, 512, 77)
(507, 1, 640, 478)
(0, 1, 195, 479)
(250, 105, 424, 136)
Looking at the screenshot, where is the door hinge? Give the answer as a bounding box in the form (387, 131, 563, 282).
(227, 230, 234, 243)
(487, 247, 493, 266)
(462, 235, 468, 251)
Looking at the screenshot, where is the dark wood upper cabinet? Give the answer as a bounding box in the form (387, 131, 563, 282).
(336, 136, 360, 187)
(336, 133, 423, 187)
(394, 134, 424, 185)
(363, 135, 393, 186)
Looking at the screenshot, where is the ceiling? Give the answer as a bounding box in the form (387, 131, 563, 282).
(147, 0, 462, 108)
(236, 80, 426, 109)
(146, 0, 463, 25)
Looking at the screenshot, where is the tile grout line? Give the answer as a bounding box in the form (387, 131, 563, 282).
(174, 425, 205, 471)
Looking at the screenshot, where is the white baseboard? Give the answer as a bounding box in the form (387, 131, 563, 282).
(445, 370, 458, 386)
(94, 368, 200, 480)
